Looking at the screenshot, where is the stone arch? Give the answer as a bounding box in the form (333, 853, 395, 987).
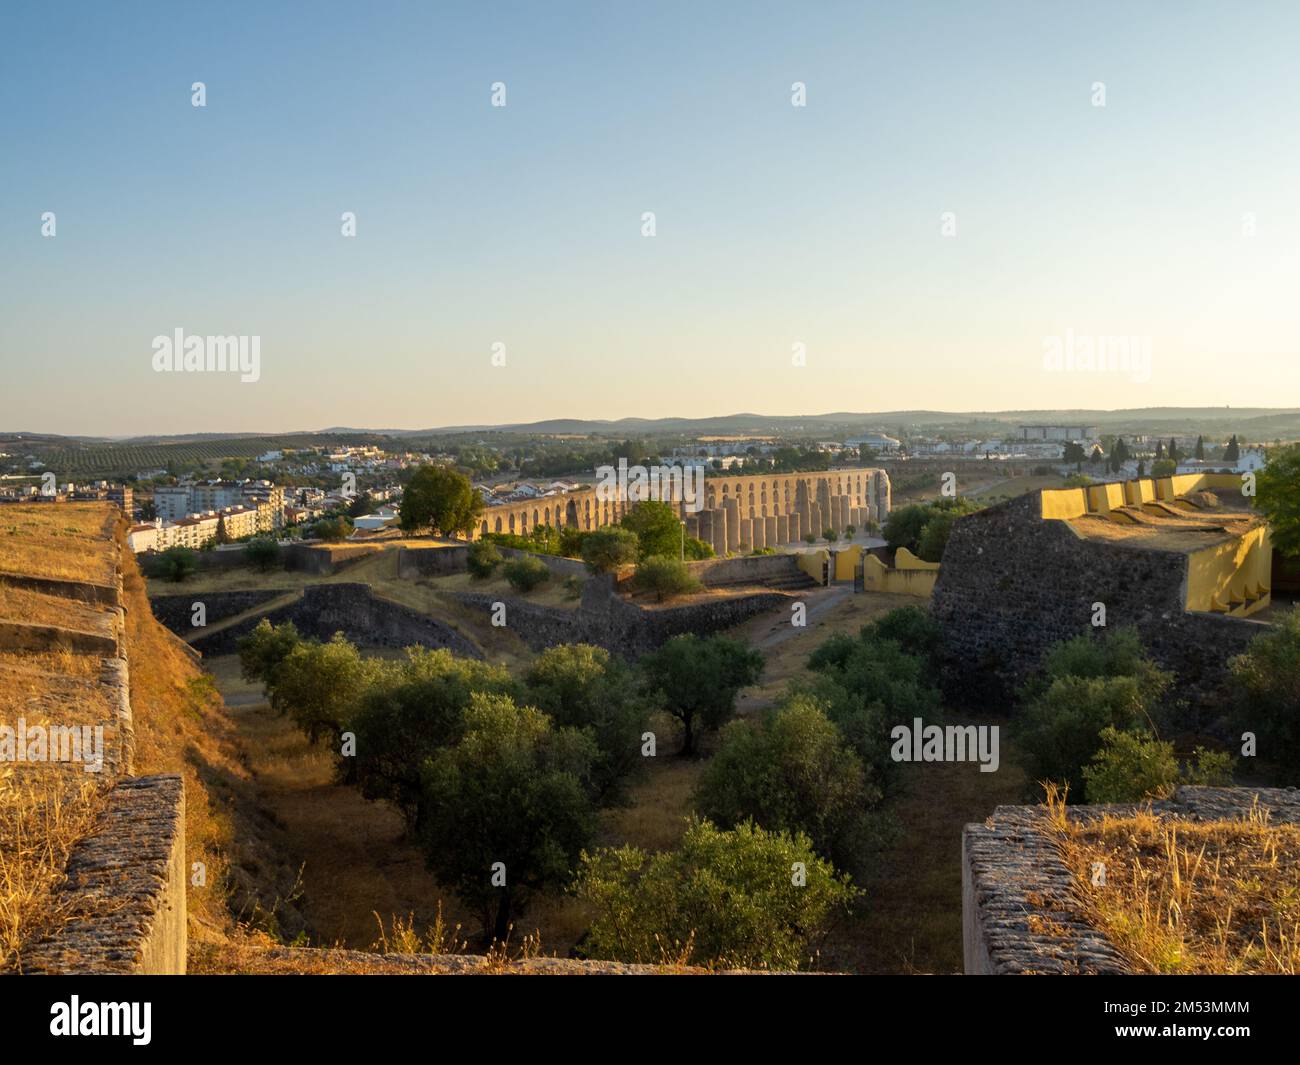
(566, 499, 579, 527)
(494, 515, 503, 533)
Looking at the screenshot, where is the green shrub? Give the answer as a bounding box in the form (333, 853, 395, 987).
(350, 648, 521, 829)
(694, 696, 882, 874)
(640, 634, 763, 754)
(502, 555, 551, 592)
(1083, 727, 1237, 803)
(245, 536, 282, 572)
(632, 556, 701, 602)
(1181, 747, 1236, 787)
(157, 546, 198, 582)
(1018, 674, 1151, 798)
(1230, 606, 1300, 776)
(524, 644, 651, 805)
(467, 540, 503, 579)
(801, 628, 940, 789)
(574, 817, 858, 970)
(580, 527, 640, 574)
(866, 605, 941, 664)
(420, 694, 599, 942)
(1082, 727, 1179, 803)
(236, 619, 303, 687)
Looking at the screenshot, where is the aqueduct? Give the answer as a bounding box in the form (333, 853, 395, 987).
(473, 467, 891, 555)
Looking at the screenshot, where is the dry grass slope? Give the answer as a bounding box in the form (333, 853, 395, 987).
(0, 505, 117, 584)
(1055, 798, 1300, 974)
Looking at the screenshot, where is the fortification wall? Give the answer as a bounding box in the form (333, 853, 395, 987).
(3, 522, 188, 975)
(23, 776, 187, 975)
(186, 582, 482, 658)
(931, 493, 1263, 709)
(685, 552, 816, 589)
(398, 544, 469, 578)
(451, 578, 791, 658)
(150, 589, 288, 633)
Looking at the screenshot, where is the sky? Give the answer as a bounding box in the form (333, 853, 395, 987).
(2, 1, 1298, 437)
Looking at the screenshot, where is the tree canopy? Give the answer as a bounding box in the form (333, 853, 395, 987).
(399, 464, 484, 538)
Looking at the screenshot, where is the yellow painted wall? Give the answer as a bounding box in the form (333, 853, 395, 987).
(1040, 487, 1089, 520)
(1125, 479, 1155, 505)
(1185, 524, 1272, 616)
(894, 546, 941, 571)
(797, 549, 829, 584)
(1087, 482, 1126, 513)
(834, 544, 863, 581)
(1043, 472, 1251, 520)
(861, 554, 937, 598)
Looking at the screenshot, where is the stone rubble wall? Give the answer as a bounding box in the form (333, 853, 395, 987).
(22, 776, 187, 975)
(185, 582, 482, 659)
(932, 492, 1266, 711)
(962, 785, 1300, 975)
(6, 532, 187, 974)
(452, 576, 792, 659)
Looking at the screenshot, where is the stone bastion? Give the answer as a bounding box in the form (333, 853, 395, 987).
(2, 519, 187, 975)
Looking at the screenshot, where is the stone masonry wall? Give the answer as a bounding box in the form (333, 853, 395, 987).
(187, 582, 482, 658)
(4, 521, 187, 975)
(23, 775, 187, 975)
(451, 576, 791, 658)
(931, 493, 1267, 711)
(150, 589, 287, 633)
(963, 785, 1300, 975)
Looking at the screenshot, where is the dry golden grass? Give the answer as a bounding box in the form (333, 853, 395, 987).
(1069, 510, 1261, 551)
(0, 585, 115, 634)
(0, 765, 109, 971)
(0, 504, 117, 584)
(0, 649, 100, 679)
(1052, 793, 1300, 974)
(0, 660, 116, 730)
(824, 713, 1028, 974)
(370, 904, 467, 956)
(117, 550, 255, 950)
(599, 748, 704, 852)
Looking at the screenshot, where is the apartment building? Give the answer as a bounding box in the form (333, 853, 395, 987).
(154, 480, 284, 527)
(126, 503, 270, 553)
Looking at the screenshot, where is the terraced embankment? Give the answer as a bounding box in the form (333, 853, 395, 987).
(1, 504, 184, 973)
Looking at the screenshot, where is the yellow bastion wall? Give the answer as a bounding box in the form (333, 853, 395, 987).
(1042, 471, 1249, 521)
(860, 547, 939, 598)
(797, 548, 830, 583)
(1185, 524, 1272, 616)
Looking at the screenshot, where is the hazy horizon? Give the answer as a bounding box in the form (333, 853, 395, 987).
(6, 403, 1295, 444)
(5, 1, 1299, 436)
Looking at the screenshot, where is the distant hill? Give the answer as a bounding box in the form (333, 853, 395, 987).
(397, 407, 1300, 438)
(6, 409, 1299, 480)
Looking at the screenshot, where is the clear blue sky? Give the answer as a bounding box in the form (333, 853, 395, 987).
(3, 1, 1298, 436)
